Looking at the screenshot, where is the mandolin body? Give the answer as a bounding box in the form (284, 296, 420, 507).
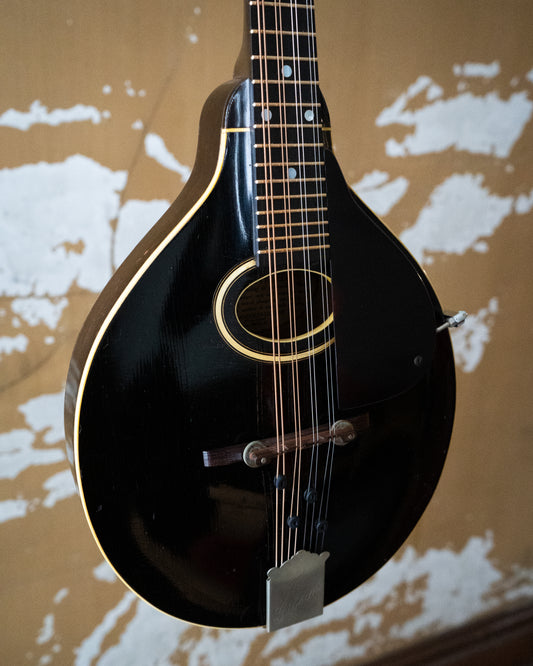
(65, 79, 455, 628)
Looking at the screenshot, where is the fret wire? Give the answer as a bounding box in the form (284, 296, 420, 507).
(256, 193, 326, 200)
(254, 123, 321, 128)
(255, 161, 324, 167)
(251, 55, 318, 62)
(249, 1, 315, 8)
(250, 29, 315, 36)
(255, 177, 325, 184)
(254, 143, 323, 148)
(252, 80, 318, 85)
(258, 233, 329, 242)
(256, 207, 327, 215)
(253, 102, 320, 107)
(257, 221, 328, 229)
(258, 245, 330, 255)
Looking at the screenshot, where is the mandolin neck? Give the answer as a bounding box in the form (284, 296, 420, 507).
(241, 0, 329, 269)
(249, 0, 320, 81)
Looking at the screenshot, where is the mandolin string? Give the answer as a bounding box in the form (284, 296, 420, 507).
(267, 0, 291, 567)
(256, 0, 284, 569)
(266, 0, 289, 570)
(284, 0, 310, 562)
(293, 0, 323, 555)
(308, 0, 338, 555)
(289, 0, 311, 559)
(272, 0, 300, 564)
(304, 0, 324, 555)
(297, 0, 318, 554)
(305, 0, 337, 554)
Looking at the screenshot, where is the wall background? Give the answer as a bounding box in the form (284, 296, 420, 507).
(1, 1, 532, 664)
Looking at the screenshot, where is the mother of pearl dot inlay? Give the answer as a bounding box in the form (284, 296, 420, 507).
(283, 64, 293, 78)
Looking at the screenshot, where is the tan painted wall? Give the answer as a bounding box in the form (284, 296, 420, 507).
(1, 1, 532, 663)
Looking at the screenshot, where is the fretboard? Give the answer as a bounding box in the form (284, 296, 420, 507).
(248, 0, 329, 267)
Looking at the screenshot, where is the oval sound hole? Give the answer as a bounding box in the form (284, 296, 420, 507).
(236, 270, 330, 341)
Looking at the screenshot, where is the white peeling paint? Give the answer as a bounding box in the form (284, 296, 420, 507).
(453, 61, 501, 78)
(102, 85, 112, 95)
(95, 599, 192, 666)
(515, 187, 533, 214)
(0, 429, 64, 480)
(388, 535, 501, 639)
(400, 173, 513, 265)
(426, 83, 444, 101)
(42, 470, 77, 508)
(352, 170, 409, 216)
(452, 298, 498, 373)
(0, 156, 126, 298)
(527, 68, 533, 84)
(352, 170, 389, 190)
(131, 119, 144, 130)
(124, 80, 135, 97)
(36, 613, 55, 645)
(0, 498, 30, 523)
(376, 76, 533, 158)
(144, 133, 191, 182)
(18, 392, 65, 444)
(0, 473, 75, 525)
(78, 531, 529, 666)
(114, 199, 169, 268)
(74, 592, 137, 666)
(0, 333, 28, 357)
(54, 588, 69, 604)
(0, 392, 66, 482)
(124, 81, 145, 97)
(0, 100, 105, 131)
(93, 561, 118, 583)
(10, 297, 68, 329)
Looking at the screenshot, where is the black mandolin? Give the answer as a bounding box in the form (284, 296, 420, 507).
(65, 0, 457, 631)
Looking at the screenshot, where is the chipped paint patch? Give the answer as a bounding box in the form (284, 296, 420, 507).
(515, 188, 533, 214)
(68, 532, 533, 666)
(144, 133, 191, 182)
(376, 76, 533, 158)
(400, 174, 513, 264)
(93, 561, 118, 584)
(0, 100, 107, 131)
(114, 199, 169, 268)
(10, 297, 68, 329)
(74, 593, 138, 666)
(352, 170, 409, 216)
(0, 498, 30, 523)
(36, 614, 55, 645)
(54, 588, 69, 604)
(0, 428, 64, 481)
(0, 156, 126, 298)
(453, 61, 501, 78)
(0, 333, 28, 357)
(41, 470, 77, 508)
(452, 298, 499, 373)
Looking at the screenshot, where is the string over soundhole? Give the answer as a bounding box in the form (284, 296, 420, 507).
(236, 268, 329, 341)
(213, 259, 335, 362)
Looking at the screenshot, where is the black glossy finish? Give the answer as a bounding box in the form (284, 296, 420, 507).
(74, 80, 456, 628)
